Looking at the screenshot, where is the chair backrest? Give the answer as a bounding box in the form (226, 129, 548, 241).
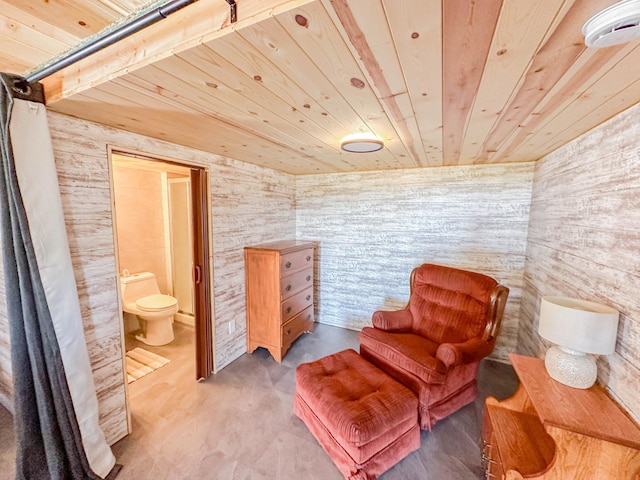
(408, 264, 500, 344)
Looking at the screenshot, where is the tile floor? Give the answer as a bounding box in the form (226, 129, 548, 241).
(0, 322, 518, 479)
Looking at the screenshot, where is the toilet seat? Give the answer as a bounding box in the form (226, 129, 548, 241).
(136, 294, 178, 312)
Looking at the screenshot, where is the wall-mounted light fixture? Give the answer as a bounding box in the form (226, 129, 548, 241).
(340, 132, 384, 153)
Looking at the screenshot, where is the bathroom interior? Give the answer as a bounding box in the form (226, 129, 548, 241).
(111, 152, 197, 391)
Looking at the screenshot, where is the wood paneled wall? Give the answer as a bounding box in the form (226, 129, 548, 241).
(296, 163, 534, 361)
(210, 157, 296, 368)
(518, 101, 640, 424)
(0, 111, 296, 443)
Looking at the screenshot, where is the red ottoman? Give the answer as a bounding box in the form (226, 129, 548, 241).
(294, 349, 420, 480)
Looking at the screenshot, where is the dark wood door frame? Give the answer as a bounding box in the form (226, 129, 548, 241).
(190, 167, 213, 379)
(111, 150, 213, 381)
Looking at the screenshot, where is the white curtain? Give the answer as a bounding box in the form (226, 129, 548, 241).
(1, 73, 116, 479)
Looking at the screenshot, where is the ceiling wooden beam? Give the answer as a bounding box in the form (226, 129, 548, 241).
(442, 0, 503, 165)
(41, 0, 314, 104)
(457, 0, 573, 165)
(383, 0, 443, 167)
(323, 0, 429, 168)
(3, 0, 120, 37)
(479, 0, 610, 162)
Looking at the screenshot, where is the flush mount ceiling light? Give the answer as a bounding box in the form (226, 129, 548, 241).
(340, 132, 384, 153)
(583, 0, 640, 48)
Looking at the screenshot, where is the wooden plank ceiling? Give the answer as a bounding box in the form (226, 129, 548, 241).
(3, 0, 640, 174)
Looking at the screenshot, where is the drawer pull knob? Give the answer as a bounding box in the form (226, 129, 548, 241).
(286, 306, 292, 314)
(306, 295, 311, 301)
(306, 255, 311, 261)
(285, 284, 291, 292)
(286, 329, 292, 335)
(285, 261, 292, 269)
(306, 275, 311, 282)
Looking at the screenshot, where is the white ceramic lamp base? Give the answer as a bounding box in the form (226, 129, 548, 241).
(544, 345, 597, 389)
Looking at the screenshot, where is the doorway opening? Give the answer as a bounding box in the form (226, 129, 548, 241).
(110, 150, 213, 402)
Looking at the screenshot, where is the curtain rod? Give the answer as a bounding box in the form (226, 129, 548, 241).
(25, 0, 237, 84)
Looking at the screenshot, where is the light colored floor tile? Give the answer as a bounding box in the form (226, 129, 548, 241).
(0, 322, 518, 479)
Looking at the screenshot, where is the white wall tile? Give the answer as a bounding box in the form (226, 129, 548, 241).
(296, 163, 535, 361)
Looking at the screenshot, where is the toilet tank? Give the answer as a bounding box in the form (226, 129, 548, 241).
(120, 272, 161, 304)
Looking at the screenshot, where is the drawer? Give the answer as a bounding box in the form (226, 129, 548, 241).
(281, 305, 314, 352)
(280, 267, 313, 300)
(483, 404, 553, 478)
(281, 286, 313, 323)
(280, 248, 313, 275)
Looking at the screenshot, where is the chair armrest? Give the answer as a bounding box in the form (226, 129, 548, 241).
(435, 337, 495, 369)
(482, 284, 509, 342)
(372, 309, 413, 332)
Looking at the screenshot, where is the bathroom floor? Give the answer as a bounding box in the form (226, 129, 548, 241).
(125, 321, 196, 383)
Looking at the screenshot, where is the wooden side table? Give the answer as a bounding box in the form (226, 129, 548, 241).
(482, 354, 640, 479)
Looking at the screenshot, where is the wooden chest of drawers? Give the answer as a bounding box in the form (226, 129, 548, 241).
(244, 240, 315, 362)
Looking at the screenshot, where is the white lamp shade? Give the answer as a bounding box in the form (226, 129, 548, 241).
(538, 296, 619, 355)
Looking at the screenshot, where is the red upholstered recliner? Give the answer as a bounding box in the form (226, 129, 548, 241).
(359, 263, 509, 430)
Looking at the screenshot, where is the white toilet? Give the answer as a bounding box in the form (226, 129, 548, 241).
(120, 272, 178, 346)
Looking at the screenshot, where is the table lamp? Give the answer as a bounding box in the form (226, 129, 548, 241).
(538, 296, 619, 389)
